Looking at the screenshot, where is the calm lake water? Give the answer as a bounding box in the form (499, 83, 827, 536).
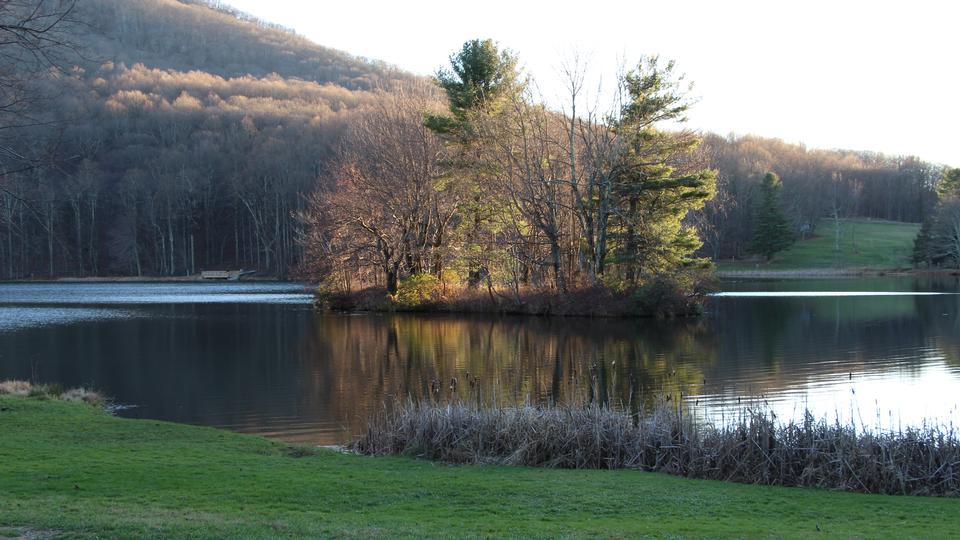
(1, 278, 958, 444)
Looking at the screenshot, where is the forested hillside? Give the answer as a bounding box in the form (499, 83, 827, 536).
(0, 0, 414, 279)
(79, 0, 409, 88)
(0, 0, 948, 280)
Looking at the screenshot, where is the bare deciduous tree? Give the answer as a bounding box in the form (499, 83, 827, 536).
(0, 0, 78, 169)
(305, 88, 456, 293)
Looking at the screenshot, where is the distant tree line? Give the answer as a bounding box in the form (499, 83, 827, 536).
(0, 0, 950, 282)
(0, 60, 386, 278)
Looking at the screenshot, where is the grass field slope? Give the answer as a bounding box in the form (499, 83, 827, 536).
(719, 218, 921, 273)
(2, 395, 960, 539)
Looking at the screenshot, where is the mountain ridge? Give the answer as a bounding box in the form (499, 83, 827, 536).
(74, 0, 418, 89)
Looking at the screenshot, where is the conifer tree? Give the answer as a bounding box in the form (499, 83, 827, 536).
(748, 172, 794, 261)
(912, 217, 933, 267)
(609, 57, 717, 283)
(425, 39, 519, 137)
(915, 168, 960, 268)
(425, 39, 522, 292)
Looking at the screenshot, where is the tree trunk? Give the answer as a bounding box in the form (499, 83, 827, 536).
(89, 196, 98, 275)
(168, 214, 175, 276)
(72, 198, 83, 277)
(4, 196, 13, 279)
(624, 197, 638, 284)
(549, 234, 566, 292)
(386, 262, 399, 294)
(46, 204, 54, 277)
(233, 206, 239, 267)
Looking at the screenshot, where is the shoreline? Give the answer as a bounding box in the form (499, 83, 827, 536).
(5, 267, 957, 284)
(716, 267, 959, 279)
(4, 266, 957, 284)
(0, 275, 291, 283)
(317, 284, 704, 318)
(3, 392, 959, 538)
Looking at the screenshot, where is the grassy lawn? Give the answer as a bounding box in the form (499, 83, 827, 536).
(718, 218, 920, 271)
(2, 396, 959, 538)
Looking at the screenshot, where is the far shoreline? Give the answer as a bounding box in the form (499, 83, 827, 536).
(5, 267, 956, 284)
(0, 275, 296, 284)
(716, 267, 960, 279)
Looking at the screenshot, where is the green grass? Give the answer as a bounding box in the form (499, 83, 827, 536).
(719, 218, 921, 271)
(2, 396, 959, 538)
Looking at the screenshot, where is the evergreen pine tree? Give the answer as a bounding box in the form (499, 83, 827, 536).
(916, 168, 960, 268)
(748, 172, 795, 261)
(609, 57, 717, 283)
(425, 39, 520, 137)
(425, 39, 522, 291)
(912, 218, 933, 267)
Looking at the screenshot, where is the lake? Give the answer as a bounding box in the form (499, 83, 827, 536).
(1, 277, 958, 445)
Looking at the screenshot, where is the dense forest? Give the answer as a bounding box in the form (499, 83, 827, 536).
(0, 0, 412, 279)
(0, 0, 951, 282)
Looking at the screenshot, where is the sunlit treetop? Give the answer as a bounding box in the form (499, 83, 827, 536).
(427, 39, 522, 136)
(939, 168, 960, 199)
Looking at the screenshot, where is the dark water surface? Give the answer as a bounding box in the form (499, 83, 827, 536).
(1, 278, 958, 444)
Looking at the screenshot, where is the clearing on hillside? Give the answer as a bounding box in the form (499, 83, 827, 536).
(719, 218, 920, 271)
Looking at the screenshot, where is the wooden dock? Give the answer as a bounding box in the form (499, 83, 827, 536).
(200, 270, 255, 281)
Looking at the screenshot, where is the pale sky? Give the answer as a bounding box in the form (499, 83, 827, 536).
(222, 0, 958, 166)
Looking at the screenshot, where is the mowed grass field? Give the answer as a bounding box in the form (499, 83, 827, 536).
(2, 395, 960, 539)
(718, 218, 921, 271)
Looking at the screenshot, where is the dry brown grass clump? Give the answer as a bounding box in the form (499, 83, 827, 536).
(354, 400, 960, 497)
(0, 380, 105, 406)
(0, 380, 33, 396)
(59, 387, 107, 406)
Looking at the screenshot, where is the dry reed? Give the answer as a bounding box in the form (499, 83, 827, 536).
(354, 400, 960, 496)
